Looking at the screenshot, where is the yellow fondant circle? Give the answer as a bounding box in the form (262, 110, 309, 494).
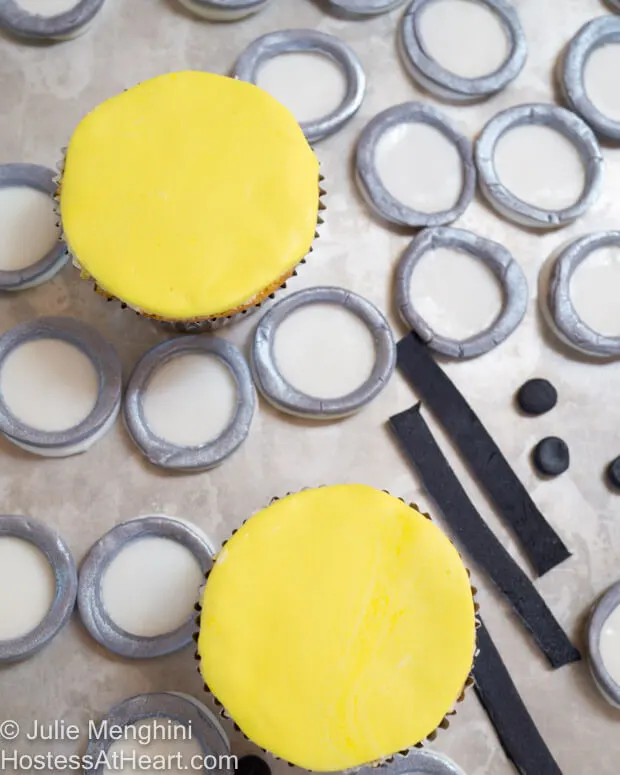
(60, 72, 319, 320)
(198, 485, 476, 771)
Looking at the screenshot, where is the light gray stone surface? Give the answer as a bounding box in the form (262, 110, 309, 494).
(1, 1, 620, 773)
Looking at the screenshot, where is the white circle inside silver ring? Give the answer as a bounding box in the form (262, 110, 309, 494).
(399, 0, 527, 100)
(587, 580, 620, 708)
(475, 103, 604, 228)
(0, 515, 77, 664)
(0, 317, 122, 453)
(395, 227, 528, 359)
(77, 516, 214, 659)
(84, 693, 232, 775)
(0, 164, 68, 291)
(124, 336, 256, 471)
(561, 16, 620, 143)
(0, 0, 105, 39)
(356, 102, 476, 229)
(251, 286, 396, 418)
(546, 231, 620, 357)
(233, 29, 366, 143)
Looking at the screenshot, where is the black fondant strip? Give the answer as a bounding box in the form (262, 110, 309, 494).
(389, 404, 580, 669)
(397, 333, 570, 577)
(473, 620, 563, 775)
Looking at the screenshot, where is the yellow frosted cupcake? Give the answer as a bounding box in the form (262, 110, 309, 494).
(59, 71, 322, 329)
(197, 485, 477, 771)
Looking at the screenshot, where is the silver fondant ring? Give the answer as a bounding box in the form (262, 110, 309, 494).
(177, 0, 267, 20)
(0, 0, 105, 40)
(325, 0, 407, 18)
(476, 103, 604, 229)
(252, 286, 396, 419)
(124, 336, 255, 472)
(561, 17, 620, 143)
(0, 164, 68, 291)
(396, 227, 528, 359)
(86, 693, 232, 774)
(233, 29, 366, 144)
(356, 102, 476, 229)
(587, 581, 620, 708)
(78, 517, 214, 659)
(358, 750, 467, 775)
(400, 0, 527, 103)
(0, 515, 77, 664)
(546, 232, 620, 358)
(0, 317, 122, 456)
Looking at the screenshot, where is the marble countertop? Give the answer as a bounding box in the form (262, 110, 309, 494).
(1, 0, 620, 773)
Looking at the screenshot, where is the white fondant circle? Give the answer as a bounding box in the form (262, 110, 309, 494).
(0, 164, 68, 291)
(561, 16, 620, 143)
(252, 286, 396, 419)
(399, 0, 527, 102)
(124, 336, 255, 471)
(0, 317, 122, 457)
(395, 226, 528, 358)
(0, 0, 104, 40)
(233, 29, 366, 143)
(546, 231, 620, 357)
(78, 516, 214, 659)
(475, 103, 604, 229)
(356, 102, 476, 228)
(0, 515, 77, 664)
(85, 693, 232, 774)
(588, 580, 620, 707)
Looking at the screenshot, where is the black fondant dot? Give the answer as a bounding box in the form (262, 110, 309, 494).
(236, 755, 271, 775)
(517, 379, 558, 416)
(606, 457, 620, 490)
(532, 438, 570, 477)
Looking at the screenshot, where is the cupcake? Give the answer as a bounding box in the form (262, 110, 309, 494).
(58, 71, 323, 331)
(196, 485, 477, 771)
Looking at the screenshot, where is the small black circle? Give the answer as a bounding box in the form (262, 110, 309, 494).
(236, 755, 271, 775)
(532, 437, 570, 477)
(516, 379, 558, 416)
(606, 457, 620, 491)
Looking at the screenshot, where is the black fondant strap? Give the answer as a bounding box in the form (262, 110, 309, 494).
(389, 404, 580, 669)
(397, 333, 570, 577)
(474, 620, 563, 775)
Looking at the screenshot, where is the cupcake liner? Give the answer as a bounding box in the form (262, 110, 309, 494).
(192, 488, 480, 771)
(55, 151, 326, 333)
